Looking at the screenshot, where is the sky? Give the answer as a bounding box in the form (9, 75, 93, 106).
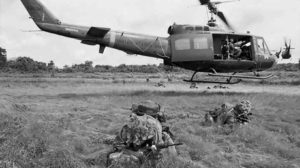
(0, 0, 300, 67)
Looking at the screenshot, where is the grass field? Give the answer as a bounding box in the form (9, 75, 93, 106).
(0, 73, 300, 168)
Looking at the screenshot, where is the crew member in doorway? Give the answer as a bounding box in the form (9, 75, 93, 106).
(229, 38, 242, 59)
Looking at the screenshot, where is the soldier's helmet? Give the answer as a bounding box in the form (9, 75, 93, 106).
(131, 100, 166, 123)
(234, 100, 252, 115)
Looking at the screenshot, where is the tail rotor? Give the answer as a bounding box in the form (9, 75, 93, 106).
(281, 38, 294, 59)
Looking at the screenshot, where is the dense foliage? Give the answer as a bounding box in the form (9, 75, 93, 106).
(268, 62, 299, 71)
(0, 56, 299, 73)
(4, 57, 48, 72)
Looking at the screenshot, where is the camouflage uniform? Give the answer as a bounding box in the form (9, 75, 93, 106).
(205, 103, 234, 125)
(129, 101, 177, 155)
(107, 113, 164, 168)
(205, 101, 252, 125)
(233, 100, 252, 124)
(119, 113, 163, 149)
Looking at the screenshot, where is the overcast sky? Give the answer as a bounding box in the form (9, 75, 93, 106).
(0, 0, 299, 67)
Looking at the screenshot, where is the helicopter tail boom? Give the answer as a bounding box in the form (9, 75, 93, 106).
(20, 0, 61, 26)
(20, 0, 97, 40)
(20, 0, 170, 59)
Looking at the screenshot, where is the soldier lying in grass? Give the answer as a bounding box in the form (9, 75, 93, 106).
(205, 100, 253, 126)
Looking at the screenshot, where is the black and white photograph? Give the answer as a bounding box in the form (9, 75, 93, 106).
(0, 0, 299, 167)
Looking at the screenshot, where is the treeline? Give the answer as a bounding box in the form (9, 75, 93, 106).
(61, 61, 181, 73)
(0, 57, 183, 73)
(0, 57, 54, 73)
(0, 56, 299, 73)
(60, 61, 184, 73)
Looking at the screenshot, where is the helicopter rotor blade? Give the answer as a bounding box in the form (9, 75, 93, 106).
(213, 0, 240, 5)
(284, 39, 288, 48)
(199, 0, 239, 5)
(216, 11, 234, 31)
(198, 0, 236, 31)
(199, 0, 210, 5)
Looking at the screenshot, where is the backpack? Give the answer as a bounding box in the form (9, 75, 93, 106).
(131, 100, 166, 123)
(132, 100, 160, 115)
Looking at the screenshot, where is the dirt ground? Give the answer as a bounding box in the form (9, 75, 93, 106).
(0, 75, 300, 168)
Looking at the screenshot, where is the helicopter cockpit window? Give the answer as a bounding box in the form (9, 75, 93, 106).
(194, 37, 208, 50)
(175, 39, 191, 50)
(256, 38, 271, 55)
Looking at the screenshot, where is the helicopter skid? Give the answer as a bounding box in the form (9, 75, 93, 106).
(183, 79, 242, 84)
(183, 71, 242, 84)
(208, 73, 274, 80)
(183, 70, 274, 85)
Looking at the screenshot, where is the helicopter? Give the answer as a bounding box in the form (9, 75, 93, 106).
(20, 0, 293, 84)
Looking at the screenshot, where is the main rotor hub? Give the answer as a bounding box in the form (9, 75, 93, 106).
(199, 0, 236, 31)
(207, 11, 218, 27)
(207, 18, 218, 27)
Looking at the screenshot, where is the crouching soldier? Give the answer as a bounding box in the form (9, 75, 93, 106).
(131, 100, 174, 138)
(107, 113, 181, 168)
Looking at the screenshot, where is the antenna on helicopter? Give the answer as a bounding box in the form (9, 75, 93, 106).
(20, 30, 42, 32)
(198, 0, 239, 31)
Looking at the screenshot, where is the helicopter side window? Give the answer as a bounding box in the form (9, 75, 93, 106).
(185, 26, 194, 31)
(194, 37, 208, 50)
(175, 39, 191, 50)
(195, 26, 203, 31)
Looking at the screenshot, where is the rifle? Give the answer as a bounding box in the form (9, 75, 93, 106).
(236, 112, 253, 123)
(156, 143, 183, 150)
(142, 143, 184, 160)
(112, 142, 184, 153)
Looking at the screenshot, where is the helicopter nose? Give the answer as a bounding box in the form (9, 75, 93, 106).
(271, 54, 278, 65)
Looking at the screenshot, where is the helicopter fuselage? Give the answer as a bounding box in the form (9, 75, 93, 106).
(36, 22, 277, 74)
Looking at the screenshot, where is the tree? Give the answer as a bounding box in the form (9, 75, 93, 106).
(47, 60, 55, 70)
(84, 61, 93, 72)
(6, 57, 47, 72)
(116, 64, 129, 72)
(0, 47, 7, 68)
(62, 65, 73, 73)
(14, 57, 36, 72)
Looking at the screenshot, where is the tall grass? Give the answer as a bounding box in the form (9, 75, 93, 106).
(0, 77, 299, 168)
